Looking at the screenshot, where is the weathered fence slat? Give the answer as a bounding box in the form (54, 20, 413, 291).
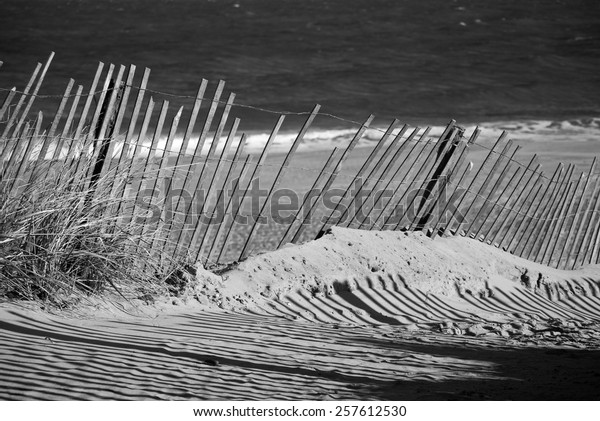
(560, 158, 597, 269)
(0, 87, 17, 127)
(137, 99, 169, 247)
(149, 105, 184, 253)
(48, 79, 75, 160)
(97, 64, 126, 142)
(290, 115, 375, 244)
(6, 122, 36, 192)
(2, 121, 32, 189)
(497, 165, 544, 250)
(74, 62, 104, 141)
(365, 127, 427, 231)
(11, 53, 55, 140)
(415, 136, 471, 233)
(322, 120, 402, 230)
(159, 80, 207, 227)
(346, 125, 415, 229)
(101, 64, 138, 194)
(127, 97, 156, 225)
(366, 127, 430, 229)
(395, 125, 458, 231)
(457, 137, 512, 235)
(58, 84, 84, 163)
(195, 132, 248, 262)
(532, 164, 573, 262)
(173, 91, 236, 254)
(549, 173, 585, 267)
(361, 126, 426, 230)
(217, 115, 285, 263)
(376, 128, 433, 230)
(172, 81, 226, 246)
(588, 186, 600, 265)
(85, 64, 115, 147)
(488, 155, 539, 246)
(110, 64, 137, 145)
(278, 147, 339, 248)
(349, 126, 421, 230)
(87, 65, 126, 198)
(192, 123, 246, 262)
(1, 61, 42, 140)
(409, 123, 462, 229)
(504, 173, 545, 254)
(238, 104, 321, 261)
(430, 161, 474, 239)
(543, 173, 582, 266)
(443, 133, 506, 235)
(412, 126, 471, 232)
(574, 172, 600, 268)
(515, 163, 563, 257)
(207, 154, 254, 264)
(475, 167, 523, 242)
(465, 145, 521, 239)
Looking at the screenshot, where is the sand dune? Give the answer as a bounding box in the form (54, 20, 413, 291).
(1, 228, 600, 400)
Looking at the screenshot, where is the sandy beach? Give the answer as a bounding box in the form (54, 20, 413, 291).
(2, 227, 599, 400)
(2, 0, 599, 407)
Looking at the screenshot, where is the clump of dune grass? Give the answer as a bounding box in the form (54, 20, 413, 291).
(0, 148, 189, 309)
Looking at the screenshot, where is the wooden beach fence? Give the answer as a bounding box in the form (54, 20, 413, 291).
(1, 53, 600, 271)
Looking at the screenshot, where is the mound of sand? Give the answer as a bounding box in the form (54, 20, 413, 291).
(194, 228, 600, 324)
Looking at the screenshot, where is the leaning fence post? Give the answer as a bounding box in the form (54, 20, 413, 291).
(238, 105, 322, 261)
(430, 162, 474, 239)
(574, 172, 600, 268)
(464, 144, 521, 238)
(534, 164, 574, 263)
(560, 158, 597, 269)
(216, 115, 285, 263)
(489, 155, 540, 245)
(544, 173, 583, 267)
(377, 129, 435, 230)
(278, 148, 339, 248)
(320, 120, 403, 231)
(516, 163, 563, 258)
(505, 180, 544, 255)
(351, 126, 423, 230)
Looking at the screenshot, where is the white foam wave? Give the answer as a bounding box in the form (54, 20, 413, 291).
(88, 116, 600, 160)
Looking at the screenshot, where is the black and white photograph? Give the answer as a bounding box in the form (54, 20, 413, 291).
(1, 0, 599, 411)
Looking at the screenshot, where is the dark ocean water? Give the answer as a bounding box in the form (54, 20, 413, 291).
(1, 0, 599, 139)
